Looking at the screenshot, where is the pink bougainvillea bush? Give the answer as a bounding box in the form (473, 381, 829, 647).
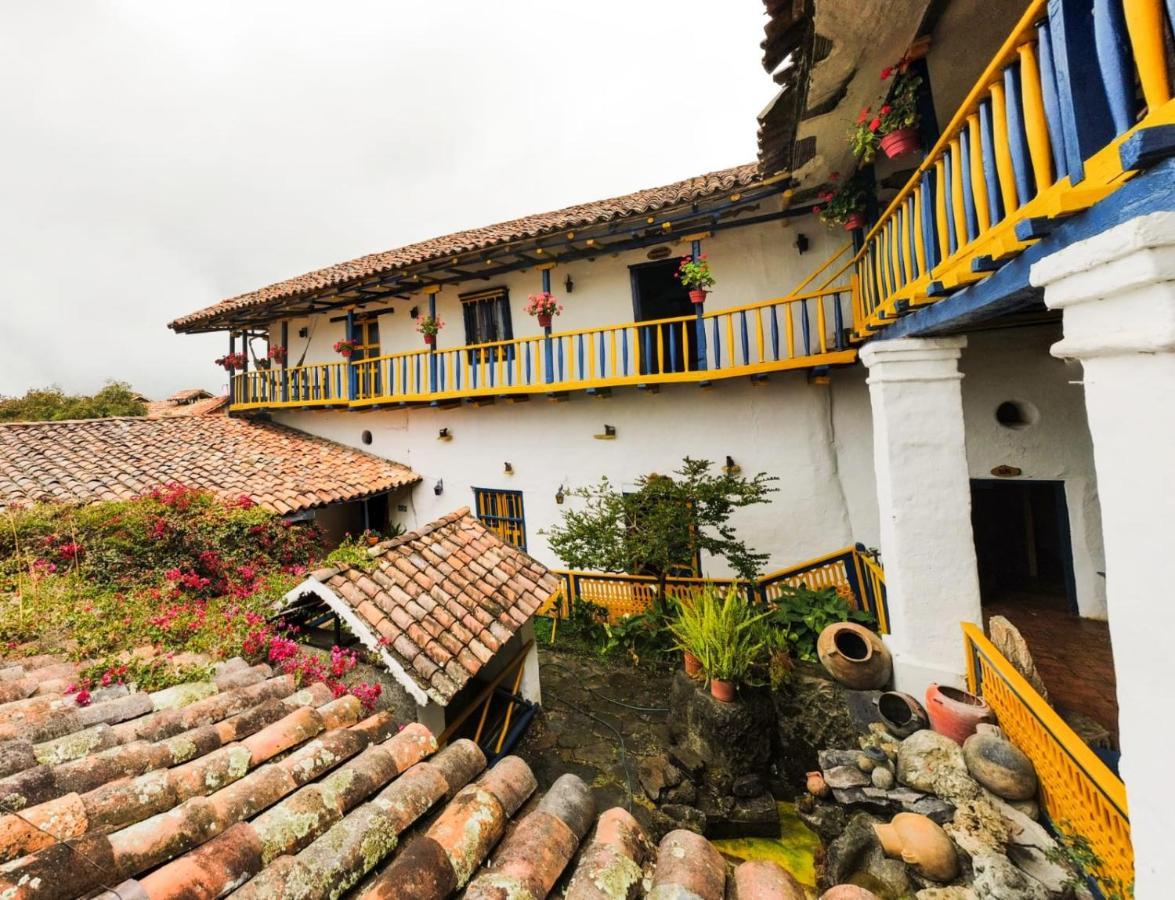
(0, 486, 383, 706)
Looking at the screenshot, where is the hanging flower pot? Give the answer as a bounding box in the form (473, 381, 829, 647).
(333, 339, 359, 359)
(416, 315, 444, 345)
(843, 212, 866, 232)
(688, 289, 708, 305)
(423, 333, 435, 346)
(537, 313, 553, 328)
(677, 255, 715, 299)
(880, 126, 921, 159)
(710, 678, 735, 702)
(526, 292, 562, 329)
(683, 651, 702, 678)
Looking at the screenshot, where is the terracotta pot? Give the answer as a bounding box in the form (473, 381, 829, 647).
(925, 683, 995, 744)
(880, 126, 921, 159)
(423, 333, 436, 345)
(339, 349, 353, 358)
(963, 726, 1038, 800)
(843, 212, 866, 232)
(816, 622, 892, 690)
(683, 651, 702, 678)
(710, 678, 735, 702)
(873, 812, 959, 882)
(365, 535, 380, 547)
(876, 690, 930, 738)
(537, 313, 552, 328)
(689, 289, 708, 305)
(805, 770, 830, 798)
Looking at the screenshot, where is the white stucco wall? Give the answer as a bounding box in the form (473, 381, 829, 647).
(267, 208, 847, 366)
(958, 325, 1106, 618)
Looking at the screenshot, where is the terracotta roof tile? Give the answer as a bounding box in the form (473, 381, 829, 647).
(0, 416, 418, 514)
(169, 164, 760, 331)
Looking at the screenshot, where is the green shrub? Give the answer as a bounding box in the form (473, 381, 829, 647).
(765, 583, 876, 662)
(670, 583, 767, 683)
(0, 381, 147, 421)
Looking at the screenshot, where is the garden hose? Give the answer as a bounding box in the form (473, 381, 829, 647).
(542, 661, 670, 714)
(546, 687, 635, 812)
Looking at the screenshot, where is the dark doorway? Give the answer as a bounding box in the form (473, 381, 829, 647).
(970, 479, 1076, 613)
(630, 259, 698, 375)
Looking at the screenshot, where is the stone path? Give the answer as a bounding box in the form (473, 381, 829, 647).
(515, 648, 676, 832)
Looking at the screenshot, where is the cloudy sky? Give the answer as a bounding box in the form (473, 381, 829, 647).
(0, 2, 772, 397)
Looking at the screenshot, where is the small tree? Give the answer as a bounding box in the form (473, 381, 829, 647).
(545, 458, 777, 613)
(0, 381, 147, 421)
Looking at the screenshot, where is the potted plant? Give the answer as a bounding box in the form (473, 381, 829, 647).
(677, 254, 715, 304)
(668, 594, 709, 679)
(254, 357, 271, 370)
(813, 173, 870, 232)
(333, 338, 360, 358)
(850, 59, 923, 163)
(671, 584, 766, 701)
(214, 352, 247, 371)
(416, 315, 444, 346)
(268, 345, 287, 365)
(525, 291, 563, 328)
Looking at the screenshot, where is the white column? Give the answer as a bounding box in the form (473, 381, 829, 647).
(860, 336, 982, 693)
(1030, 211, 1175, 897)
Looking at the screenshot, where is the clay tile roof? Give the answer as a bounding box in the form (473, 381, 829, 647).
(295, 509, 560, 706)
(168, 388, 214, 404)
(145, 395, 229, 418)
(168, 163, 761, 331)
(0, 416, 418, 513)
(0, 652, 788, 897)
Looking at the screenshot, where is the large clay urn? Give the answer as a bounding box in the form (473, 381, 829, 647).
(816, 622, 892, 690)
(963, 725, 1039, 800)
(925, 684, 995, 744)
(876, 690, 929, 738)
(873, 812, 959, 882)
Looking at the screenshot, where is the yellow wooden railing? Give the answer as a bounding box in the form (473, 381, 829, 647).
(963, 622, 1132, 889)
(825, 0, 1175, 338)
(229, 290, 856, 411)
(545, 545, 889, 632)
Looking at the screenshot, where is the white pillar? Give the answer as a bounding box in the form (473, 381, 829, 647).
(860, 336, 982, 693)
(1030, 211, 1175, 897)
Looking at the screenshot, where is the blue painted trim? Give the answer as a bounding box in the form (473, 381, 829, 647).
(877, 156, 1175, 339)
(1092, 0, 1135, 136)
(1036, 21, 1069, 180)
(920, 170, 939, 269)
(1120, 125, 1175, 171)
(1004, 63, 1035, 205)
(978, 101, 1004, 225)
(944, 148, 959, 255)
(960, 129, 979, 243)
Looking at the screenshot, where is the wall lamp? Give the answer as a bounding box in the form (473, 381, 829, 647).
(724, 455, 742, 474)
(564, 274, 574, 294)
(794, 233, 810, 255)
(504, 462, 514, 474)
(433, 479, 444, 496)
(438, 428, 451, 441)
(593, 424, 617, 440)
(555, 485, 565, 505)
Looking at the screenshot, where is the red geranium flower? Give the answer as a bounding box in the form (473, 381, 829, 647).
(869, 117, 881, 132)
(856, 107, 870, 125)
(881, 65, 893, 80)
(880, 104, 892, 116)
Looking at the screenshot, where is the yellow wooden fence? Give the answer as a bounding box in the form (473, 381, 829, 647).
(963, 622, 1131, 889)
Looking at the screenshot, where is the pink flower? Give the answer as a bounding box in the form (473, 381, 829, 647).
(881, 65, 893, 80)
(74, 689, 91, 707)
(869, 117, 881, 133)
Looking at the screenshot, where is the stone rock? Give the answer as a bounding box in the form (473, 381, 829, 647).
(988, 617, 1049, 702)
(916, 888, 978, 900)
(648, 804, 707, 841)
(870, 767, 895, 790)
(819, 749, 865, 770)
(667, 744, 705, 781)
(971, 851, 1050, 900)
(772, 666, 860, 786)
(897, 730, 982, 804)
(823, 812, 911, 899)
(732, 773, 764, 799)
(825, 765, 871, 790)
(663, 780, 697, 806)
(962, 731, 1038, 801)
(944, 799, 1013, 857)
(860, 724, 901, 763)
(1007, 798, 1040, 821)
(637, 754, 682, 803)
(796, 799, 847, 843)
(856, 753, 876, 773)
(904, 796, 956, 824)
(698, 790, 780, 840)
(670, 673, 774, 783)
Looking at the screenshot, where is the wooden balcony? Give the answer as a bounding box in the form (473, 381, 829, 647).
(229, 289, 857, 411)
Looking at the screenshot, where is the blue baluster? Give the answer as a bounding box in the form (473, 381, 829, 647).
(642, 327, 652, 376)
(800, 302, 812, 355)
(739, 311, 750, 365)
(1004, 63, 1036, 203)
(669, 325, 679, 372)
(959, 129, 979, 243)
(978, 101, 1004, 224)
(1036, 22, 1069, 181)
(1093, 0, 1135, 137)
(577, 334, 585, 380)
(770, 306, 780, 359)
(711, 317, 721, 368)
(558, 335, 565, 381)
(598, 332, 606, 377)
(944, 148, 958, 256)
(1049, 0, 1117, 184)
(920, 170, 939, 269)
(621, 329, 629, 376)
(524, 343, 530, 385)
(833, 293, 845, 350)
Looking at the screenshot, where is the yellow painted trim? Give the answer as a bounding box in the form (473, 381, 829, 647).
(422, 284, 441, 295)
(967, 114, 992, 233)
(1124, 0, 1171, 109)
(1017, 43, 1054, 192)
(990, 80, 1020, 215)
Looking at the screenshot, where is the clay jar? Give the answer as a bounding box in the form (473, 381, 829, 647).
(876, 691, 929, 738)
(817, 622, 892, 690)
(963, 726, 1039, 800)
(925, 684, 995, 744)
(806, 771, 830, 798)
(872, 812, 959, 882)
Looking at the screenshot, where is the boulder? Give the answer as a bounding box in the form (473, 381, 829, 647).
(971, 852, 1050, 900)
(670, 672, 774, 783)
(795, 798, 847, 843)
(637, 754, 683, 803)
(697, 790, 780, 840)
(987, 617, 1049, 702)
(962, 729, 1038, 801)
(897, 730, 982, 804)
(772, 666, 860, 786)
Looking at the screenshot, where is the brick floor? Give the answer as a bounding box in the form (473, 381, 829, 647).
(984, 598, 1119, 744)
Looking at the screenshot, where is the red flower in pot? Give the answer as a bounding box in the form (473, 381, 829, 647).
(333, 338, 360, 358)
(677, 254, 715, 304)
(525, 291, 563, 329)
(415, 315, 444, 346)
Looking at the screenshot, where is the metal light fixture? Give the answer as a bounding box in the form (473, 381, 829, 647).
(794, 233, 810, 255)
(433, 479, 444, 496)
(438, 428, 450, 441)
(564, 274, 574, 293)
(504, 462, 513, 474)
(555, 485, 565, 505)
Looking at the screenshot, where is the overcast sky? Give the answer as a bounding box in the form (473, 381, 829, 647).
(0, 2, 772, 397)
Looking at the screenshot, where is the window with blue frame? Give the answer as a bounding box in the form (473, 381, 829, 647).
(472, 488, 526, 550)
(460, 287, 513, 363)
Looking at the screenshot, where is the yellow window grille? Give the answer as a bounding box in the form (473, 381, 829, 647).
(473, 488, 526, 550)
